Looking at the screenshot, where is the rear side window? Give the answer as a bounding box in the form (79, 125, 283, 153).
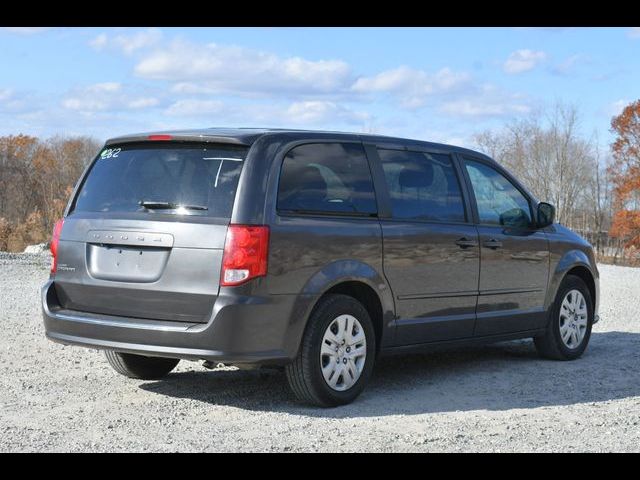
(72, 143, 247, 218)
(277, 143, 377, 216)
(378, 149, 466, 223)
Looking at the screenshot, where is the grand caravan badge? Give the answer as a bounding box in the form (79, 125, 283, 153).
(56, 264, 76, 272)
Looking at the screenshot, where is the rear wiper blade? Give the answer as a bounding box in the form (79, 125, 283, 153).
(139, 201, 208, 211)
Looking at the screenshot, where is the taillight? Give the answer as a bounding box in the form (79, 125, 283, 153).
(147, 134, 173, 141)
(221, 225, 269, 286)
(50, 218, 64, 275)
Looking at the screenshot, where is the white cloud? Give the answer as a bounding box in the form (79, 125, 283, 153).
(0, 88, 13, 101)
(503, 49, 547, 74)
(62, 98, 108, 111)
(6, 32, 543, 138)
(629, 27, 640, 39)
(0, 88, 40, 114)
(95, 34, 492, 118)
(439, 85, 531, 118)
(170, 83, 219, 95)
(440, 99, 530, 117)
(165, 99, 225, 117)
(127, 97, 159, 109)
(352, 66, 471, 108)
(90, 28, 163, 55)
(62, 82, 160, 112)
(352, 66, 463, 92)
(89, 33, 108, 50)
(0, 27, 49, 35)
(551, 54, 587, 75)
(96, 34, 469, 105)
(164, 98, 370, 128)
(90, 82, 121, 93)
(423, 131, 472, 148)
(134, 39, 352, 96)
(285, 101, 370, 125)
(351, 65, 529, 119)
(606, 99, 629, 117)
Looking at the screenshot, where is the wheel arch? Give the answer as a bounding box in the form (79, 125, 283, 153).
(285, 260, 396, 359)
(547, 249, 598, 313)
(565, 265, 596, 310)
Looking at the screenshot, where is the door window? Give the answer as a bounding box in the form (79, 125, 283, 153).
(378, 149, 466, 223)
(464, 159, 532, 228)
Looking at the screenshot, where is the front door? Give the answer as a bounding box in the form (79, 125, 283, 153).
(376, 148, 480, 345)
(462, 157, 550, 336)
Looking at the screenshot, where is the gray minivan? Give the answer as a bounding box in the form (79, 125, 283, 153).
(42, 128, 599, 407)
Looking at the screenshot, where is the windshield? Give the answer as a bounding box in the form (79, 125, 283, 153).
(72, 143, 247, 218)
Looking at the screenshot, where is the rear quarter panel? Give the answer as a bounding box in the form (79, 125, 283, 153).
(245, 134, 396, 350)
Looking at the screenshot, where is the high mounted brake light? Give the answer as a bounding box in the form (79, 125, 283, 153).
(221, 225, 269, 286)
(147, 134, 173, 141)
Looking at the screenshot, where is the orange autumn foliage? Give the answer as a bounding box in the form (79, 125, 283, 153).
(610, 100, 640, 248)
(0, 134, 101, 252)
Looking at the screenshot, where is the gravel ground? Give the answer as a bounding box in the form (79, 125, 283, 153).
(1, 254, 639, 452)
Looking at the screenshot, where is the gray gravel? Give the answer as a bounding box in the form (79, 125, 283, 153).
(1, 256, 639, 452)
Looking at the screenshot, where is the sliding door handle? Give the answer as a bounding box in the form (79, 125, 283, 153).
(455, 237, 479, 249)
(483, 238, 503, 249)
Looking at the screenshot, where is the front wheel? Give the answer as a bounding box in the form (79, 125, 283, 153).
(285, 294, 376, 407)
(104, 351, 180, 379)
(534, 275, 594, 360)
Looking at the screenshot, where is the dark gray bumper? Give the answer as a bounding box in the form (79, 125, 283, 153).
(42, 280, 315, 364)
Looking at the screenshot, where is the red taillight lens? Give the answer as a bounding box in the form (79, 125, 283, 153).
(221, 225, 269, 286)
(147, 134, 173, 141)
(50, 218, 64, 274)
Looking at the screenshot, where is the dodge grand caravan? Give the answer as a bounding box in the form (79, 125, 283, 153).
(42, 128, 599, 407)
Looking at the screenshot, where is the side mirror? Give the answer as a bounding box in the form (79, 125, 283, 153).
(499, 207, 530, 228)
(536, 202, 555, 228)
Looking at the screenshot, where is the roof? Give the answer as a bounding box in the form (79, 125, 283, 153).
(104, 127, 488, 160)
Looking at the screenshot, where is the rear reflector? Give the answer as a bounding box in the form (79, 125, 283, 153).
(50, 218, 64, 274)
(221, 225, 269, 286)
(147, 134, 173, 141)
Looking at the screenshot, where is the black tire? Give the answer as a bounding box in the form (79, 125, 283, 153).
(104, 351, 179, 379)
(285, 294, 376, 407)
(534, 274, 594, 360)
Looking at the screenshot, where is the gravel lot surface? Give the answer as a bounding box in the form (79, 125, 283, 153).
(1, 254, 639, 452)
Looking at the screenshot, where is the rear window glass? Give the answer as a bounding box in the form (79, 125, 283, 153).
(277, 142, 377, 216)
(72, 143, 247, 218)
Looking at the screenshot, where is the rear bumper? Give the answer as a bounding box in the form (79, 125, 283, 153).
(42, 280, 315, 364)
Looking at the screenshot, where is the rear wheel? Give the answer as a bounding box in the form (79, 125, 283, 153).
(286, 294, 376, 407)
(104, 351, 179, 379)
(534, 275, 593, 360)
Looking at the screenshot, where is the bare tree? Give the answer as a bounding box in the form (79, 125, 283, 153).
(473, 103, 600, 231)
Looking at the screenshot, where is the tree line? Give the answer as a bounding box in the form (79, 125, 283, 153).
(474, 101, 640, 265)
(0, 135, 101, 251)
(0, 100, 639, 265)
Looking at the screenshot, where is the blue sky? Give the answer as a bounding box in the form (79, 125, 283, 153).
(1, 27, 638, 149)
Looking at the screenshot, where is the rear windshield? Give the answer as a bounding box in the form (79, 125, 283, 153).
(72, 143, 247, 218)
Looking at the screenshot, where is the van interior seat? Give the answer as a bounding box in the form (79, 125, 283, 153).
(280, 164, 329, 211)
(397, 162, 438, 219)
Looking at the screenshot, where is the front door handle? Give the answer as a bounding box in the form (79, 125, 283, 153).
(483, 238, 503, 249)
(455, 237, 479, 249)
